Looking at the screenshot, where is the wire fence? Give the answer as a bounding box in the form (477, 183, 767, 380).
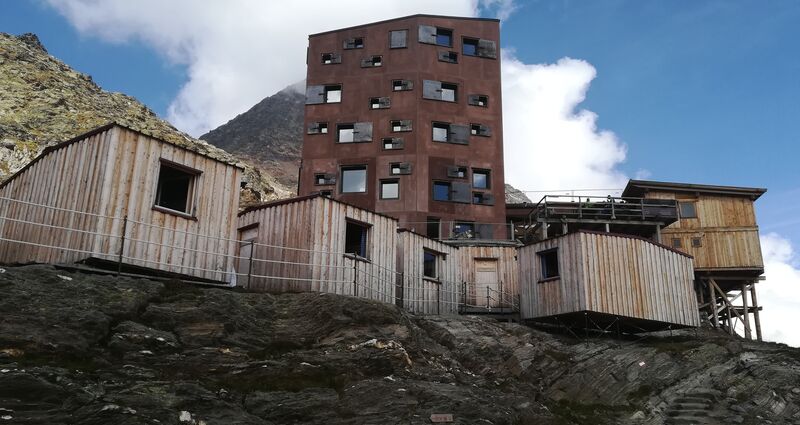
(0, 196, 520, 316)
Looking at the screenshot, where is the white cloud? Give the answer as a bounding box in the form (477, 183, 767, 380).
(755, 233, 800, 347)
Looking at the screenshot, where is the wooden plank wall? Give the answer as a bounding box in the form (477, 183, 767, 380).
(238, 196, 397, 304)
(397, 230, 461, 314)
(458, 245, 519, 307)
(646, 191, 764, 269)
(520, 232, 699, 327)
(0, 128, 113, 264)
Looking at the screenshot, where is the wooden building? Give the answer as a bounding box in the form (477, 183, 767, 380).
(519, 231, 699, 330)
(451, 241, 520, 312)
(622, 180, 767, 339)
(0, 123, 243, 283)
(237, 194, 397, 304)
(396, 229, 461, 314)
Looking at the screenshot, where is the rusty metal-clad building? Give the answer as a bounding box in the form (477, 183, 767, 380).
(0, 123, 243, 283)
(519, 231, 699, 330)
(237, 194, 397, 304)
(298, 14, 507, 239)
(622, 180, 767, 339)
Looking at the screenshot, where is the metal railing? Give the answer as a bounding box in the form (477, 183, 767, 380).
(528, 195, 678, 224)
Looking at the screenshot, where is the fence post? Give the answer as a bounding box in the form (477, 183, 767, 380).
(486, 286, 490, 309)
(397, 271, 404, 308)
(436, 283, 440, 315)
(352, 259, 358, 297)
(246, 240, 254, 288)
(117, 215, 128, 277)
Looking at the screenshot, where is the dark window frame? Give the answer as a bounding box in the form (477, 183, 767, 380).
(691, 237, 703, 248)
(538, 248, 560, 281)
(433, 181, 452, 201)
(344, 220, 370, 259)
(153, 159, 201, 218)
(472, 169, 490, 189)
(679, 201, 698, 219)
(340, 165, 368, 194)
(324, 84, 342, 103)
(380, 179, 400, 200)
(423, 249, 439, 279)
(672, 238, 682, 249)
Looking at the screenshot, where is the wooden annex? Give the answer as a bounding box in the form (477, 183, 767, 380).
(519, 231, 699, 330)
(236, 194, 397, 304)
(0, 123, 243, 283)
(452, 242, 520, 312)
(396, 229, 461, 314)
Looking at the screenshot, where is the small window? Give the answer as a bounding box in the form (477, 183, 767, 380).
(370, 97, 391, 109)
(433, 181, 451, 201)
(441, 83, 457, 102)
(672, 238, 682, 249)
(432, 122, 450, 142)
(423, 250, 438, 278)
(691, 237, 703, 248)
(321, 53, 341, 64)
(344, 221, 369, 258)
(337, 122, 372, 143)
(436, 28, 453, 47)
(446, 165, 467, 178)
(361, 55, 382, 68)
(539, 249, 560, 280)
(307, 122, 328, 134)
(438, 51, 458, 64)
(391, 120, 412, 132)
(473, 192, 494, 205)
(341, 166, 367, 193)
(337, 124, 355, 143)
(390, 162, 411, 175)
(679, 202, 697, 219)
(468, 94, 488, 107)
(470, 124, 491, 137)
(453, 222, 475, 239)
(473, 169, 490, 189)
(463, 37, 479, 56)
(427, 217, 440, 239)
(319, 190, 333, 197)
(392, 79, 413, 91)
(389, 30, 407, 49)
(419, 25, 452, 47)
(380, 179, 399, 199)
(314, 173, 335, 185)
(343, 37, 364, 49)
(155, 161, 198, 215)
(383, 137, 403, 150)
(324, 85, 342, 103)
(422, 80, 457, 102)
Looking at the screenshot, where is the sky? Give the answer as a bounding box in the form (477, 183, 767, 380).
(1, 0, 798, 346)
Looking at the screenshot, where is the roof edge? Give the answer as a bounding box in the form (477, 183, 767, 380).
(309, 14, 499, 38)
(622, 179, 767, 199)
(527, 230, 694, 259)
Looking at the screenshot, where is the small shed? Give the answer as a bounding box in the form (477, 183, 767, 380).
(236, 194, 397, 304)
(519, 231, 699, 331)
(396, 229, 461, 314)
(0, 123, 242, 283)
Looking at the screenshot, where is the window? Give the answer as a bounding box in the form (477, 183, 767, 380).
(392, 79, 414, 91)
(438, 51, 458, 64)
(473, 192, 494, 205)
(389, 30, 407, 49)
(433, 181, 451, 201)
(343, 37, 364, 49)
(418, 25, 453, 47)
(436, 28, 453, 47)
(391, 120, 412, 132)
(679, 202, 697, 219)
(321, 53, 341, 64)
(380, 180, 399, 199)
(462, 37, 478, 56)
(319, 190, 333, 197)
(468, 94, 488, 107)
(473, 169, 490, 189)
(383, 137, 403, 150)
(539, 249, 560, 280)
(344, 221, 369, 258)
(341, 166, 367, 193)
(361, 55, 382, 68)
(307, 122, 328, 134)
(461, 37, 497, 59)
(427, 217, 440, 239)
(672, 238, 682, 249)
(370, 97, 391, 109)
(314, 173, 335, 185)
(453, 222, 475, 239)
(422, 80, 457, 102)
(390, 163, 412, 175)
(337, 122, 372, 143)
(155, 161, 198, 215)
(446, 165, 467, 178)
(305, 84, 342, 105)
(423, 250, 438, 278)
(432, 122, 449, 142)
(691, 237, 703, 248)
(470, 124, 491, 137)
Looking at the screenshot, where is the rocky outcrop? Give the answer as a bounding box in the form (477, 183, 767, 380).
(1, 264, 799, 424)
(0, 32, 290, 203)
(504, 183, 532, 204)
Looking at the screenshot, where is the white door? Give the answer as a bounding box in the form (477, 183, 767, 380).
(237, 226, 259, 288)
(474, 259, 499, 308)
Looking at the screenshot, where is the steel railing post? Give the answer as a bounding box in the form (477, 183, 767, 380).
(117, 215, 128, 277)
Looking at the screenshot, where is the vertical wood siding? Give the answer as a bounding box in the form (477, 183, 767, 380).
(458, 245, 519, 307)
(0, 126, 242, 283)
(519, 232, 699, 327)
(397, 230, 460, 314)
(237, 196, 397, 304)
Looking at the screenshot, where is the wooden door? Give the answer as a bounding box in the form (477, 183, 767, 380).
(237, 226, 259, 288)
(474, 259, 499, 308)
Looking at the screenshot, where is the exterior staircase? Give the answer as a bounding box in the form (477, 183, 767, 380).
(664, 389, 718, 425)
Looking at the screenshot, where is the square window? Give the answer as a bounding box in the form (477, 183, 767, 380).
(324, 85, 342, 103)
(441, 83, 457, 102)
(427, 217, 440, 239)
(390, 30, 408, 49)
(672, 238, 682, 248)
(473, 170, 490, 189)
(436, 28, 453, 47)
(380, 180, 399, 199)
(539, 249, 560, 279)
(473, 192, 485, 204)
(463, 37, 478, 56)
(337, 124, 355, 143)
(341, 166, 367, 193)
(423, 250, 438, 278)
(691, 237, 703, 248)
(433, 181, 451, 201)
(391, 163, 401, 175)
(433, 123, 449, 142)
(679, 202, 697, 219)
(155, 162, 198, 214)
(315, 173, 326, 185)
(345, 221, 369, 257)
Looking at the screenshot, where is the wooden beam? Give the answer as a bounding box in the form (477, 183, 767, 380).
(750, 284, 763, 341)
(741, 283, 751, 340)
(708, 280, 719, 328)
